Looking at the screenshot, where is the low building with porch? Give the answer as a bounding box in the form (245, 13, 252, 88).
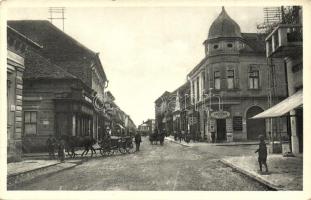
(8, 20, 108, 152)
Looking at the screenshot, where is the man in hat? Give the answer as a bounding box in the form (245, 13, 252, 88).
(134, 132, 142, 151)
(255, 135, 268, 173)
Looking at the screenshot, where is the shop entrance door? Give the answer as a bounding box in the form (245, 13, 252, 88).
(216, 119, 226, 141)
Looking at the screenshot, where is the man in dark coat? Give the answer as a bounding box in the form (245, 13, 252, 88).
(255, 135, 268, 173)
(134, 132, 142, 151)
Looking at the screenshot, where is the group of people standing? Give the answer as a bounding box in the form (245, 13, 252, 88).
(173, 130, 192, 143)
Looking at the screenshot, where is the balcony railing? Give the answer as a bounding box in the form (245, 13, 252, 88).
(265, 24, 302, 58)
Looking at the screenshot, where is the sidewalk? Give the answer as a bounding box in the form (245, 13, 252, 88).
(165, 136, 192, 147)
(7, 154, 85, 189)
(220, 154, 303, 190)
(165, 136, 259, 147)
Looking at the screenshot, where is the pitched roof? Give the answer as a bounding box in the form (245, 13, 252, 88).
(24, 50, 77, 80)
(241, 33, 266, 54)
(155, 91, 171, 103)
(187, 57, 207, 77)
(8, 20, 107, 83)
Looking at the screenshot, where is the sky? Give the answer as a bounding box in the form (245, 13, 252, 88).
(7, 6, 265, 126)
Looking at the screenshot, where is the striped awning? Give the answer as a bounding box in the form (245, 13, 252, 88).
(251, 90, 303, 119)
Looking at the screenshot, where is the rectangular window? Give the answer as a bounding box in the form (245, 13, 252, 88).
(214, 71, 220, 90)
(196, 77, 200, 101)
(233, 116, 243, 131)
(227, 70, 234, 89)
(202, 72, 206, 91)
(191, 81, 195, 104)
(24, 111, 37, 135)
(249, 70, 259, 89)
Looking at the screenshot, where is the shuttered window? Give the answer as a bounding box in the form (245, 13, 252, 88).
(24, 111, 37, 135)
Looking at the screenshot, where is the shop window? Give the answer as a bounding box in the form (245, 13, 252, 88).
(227, 70, 234, 89)
(249, 70, 259, 89)
(214, 71, 220, 90)
(233, 116, 243, 131)
(24, 111, 37, 135)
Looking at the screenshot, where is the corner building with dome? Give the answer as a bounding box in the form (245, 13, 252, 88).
(187, 7, 287, 142)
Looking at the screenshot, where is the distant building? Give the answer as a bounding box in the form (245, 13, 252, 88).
(138, 119, 155, 136)
(155, 91, 171, 135)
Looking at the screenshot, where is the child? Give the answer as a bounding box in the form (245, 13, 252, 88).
(255, 135, 268, 173)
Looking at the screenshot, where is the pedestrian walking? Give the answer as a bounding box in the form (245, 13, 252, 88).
(134, 132, 142, 151)
(58, 137, 66, 162)
(46, 135, 56, 159)
(255, 135, 269, 173)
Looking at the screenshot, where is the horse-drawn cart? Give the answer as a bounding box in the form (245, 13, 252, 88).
(63, 135, 135, 158)
(99, 136, 135, 156)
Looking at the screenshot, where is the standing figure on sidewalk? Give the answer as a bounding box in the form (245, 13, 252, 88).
(58, 137, 66, 162)
(135, 132, 142, 151)
(46, 135, 56, 159)
(255, 135, 268, 173)
(211, 131, 216, 143)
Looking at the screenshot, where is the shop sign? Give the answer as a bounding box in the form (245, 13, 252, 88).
(211, 111, 230, 119)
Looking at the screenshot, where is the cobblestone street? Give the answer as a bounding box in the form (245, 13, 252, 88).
(12, 137, 270, 190)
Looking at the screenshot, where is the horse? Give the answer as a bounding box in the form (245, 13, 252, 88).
(61, 135, 97, 158)
(149, 132, 165, 145)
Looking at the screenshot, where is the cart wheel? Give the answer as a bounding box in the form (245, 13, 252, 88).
(127, 142, 135, 154)
(119, 145, 127, 154)
(100, 148, 109, 157)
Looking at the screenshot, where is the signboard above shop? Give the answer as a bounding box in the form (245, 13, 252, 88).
(211, 111, 230, 119)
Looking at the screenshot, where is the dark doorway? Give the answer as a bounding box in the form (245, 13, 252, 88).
(216, 119, 226, 141)
(246, 106, 266, 140)
(296, 108, 303, 153)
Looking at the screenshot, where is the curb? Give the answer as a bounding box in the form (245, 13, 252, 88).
(215, 143, 258, 146)
(7, 159, 84, 189)
(219, 159, 283, 191)
(165, 138, 191, 147)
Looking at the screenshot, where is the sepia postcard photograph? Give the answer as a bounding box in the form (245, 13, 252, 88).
(0, 0, 310, 199)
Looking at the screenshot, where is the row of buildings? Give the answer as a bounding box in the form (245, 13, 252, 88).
(155, 7, 303, 155)
(7, 20, 136, 162)
(137, 119, 155, 136)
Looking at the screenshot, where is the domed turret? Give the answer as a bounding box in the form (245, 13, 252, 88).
(208, 7, 242, 39)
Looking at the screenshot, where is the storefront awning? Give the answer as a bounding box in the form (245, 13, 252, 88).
(251, 90, 303, 119)
(116, 123, 125, 129)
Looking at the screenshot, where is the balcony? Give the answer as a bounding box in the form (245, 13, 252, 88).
(265, 24, 302, 58)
